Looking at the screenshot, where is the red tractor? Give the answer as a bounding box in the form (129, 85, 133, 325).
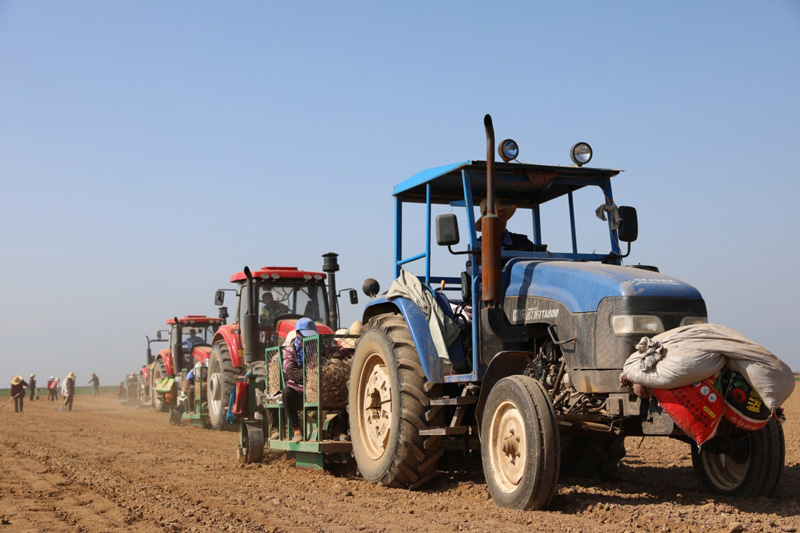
(151, 315, 223, 413)
(207, 252, 357, 430)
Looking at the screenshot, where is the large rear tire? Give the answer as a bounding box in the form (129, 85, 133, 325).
(208, 341, 240, 430)
(692, 418, 785, 498)
(349, 313, 443, 488)
(152, 358, 169, 413)
(481, 375, 560, 510)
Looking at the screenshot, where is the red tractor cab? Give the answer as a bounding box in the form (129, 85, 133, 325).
(207, 253, 357, 430)
(151, 315, 222, 412)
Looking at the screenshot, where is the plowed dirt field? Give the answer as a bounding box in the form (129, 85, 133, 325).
(1, 392, 798, 532)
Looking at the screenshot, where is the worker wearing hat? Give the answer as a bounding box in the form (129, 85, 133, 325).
(29, 373, 38, 401)
(281, 318, 327, 443)
(89, 372, 100, 397)
(281, 318, 318, 442)
(10, 375, 28, 413)
(476, 198, 537, 251)
(62, 372, 76, 412)
(468, 198, 539, 270)
(335, 320, 362, 353)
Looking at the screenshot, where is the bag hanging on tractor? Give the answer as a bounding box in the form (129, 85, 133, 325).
(154, 377, 174, 394)
(231, 381, 248, 416)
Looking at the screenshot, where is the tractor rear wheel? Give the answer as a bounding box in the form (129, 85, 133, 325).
(349, 313, 443, 488)
(481, 375, 560, 510)
(208, 341, 239, 430)
(692, 418, 785, 497)
(152, 358, 169, 413)
(250, 360, 266, 422)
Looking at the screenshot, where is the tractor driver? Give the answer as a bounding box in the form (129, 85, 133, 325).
(466, 198, 541, 270)
(476, 198, 538, 253)
(260, 291, 289, 325)
(185, 328, 205, 350)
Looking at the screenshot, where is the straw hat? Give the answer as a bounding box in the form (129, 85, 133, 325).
(339, 321, 362, 349)
(11, 375, 23, 386)
(67, 372, 75, 379)
(475, 198, 517, 231)
(30, 373, 35, 378)
(283, 329, 297, 347)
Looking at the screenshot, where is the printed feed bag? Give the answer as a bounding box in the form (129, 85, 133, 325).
(652, 376, 724, 446)
(714, 368, 771, 431)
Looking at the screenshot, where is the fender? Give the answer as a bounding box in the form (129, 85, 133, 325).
(362, 293, 467, 382)
(213, 325, 243, 368)
(157, 348, 174, 376)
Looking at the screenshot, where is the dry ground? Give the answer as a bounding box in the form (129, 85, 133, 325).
(1, 391, 798, 532)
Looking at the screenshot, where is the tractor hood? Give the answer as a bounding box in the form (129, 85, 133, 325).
(192, 346, 212, 364)
(504, 261, 702, 314)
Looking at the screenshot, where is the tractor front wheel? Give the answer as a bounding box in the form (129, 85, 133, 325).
(208, 341, 239, 430)
(481, 375, 560, 510)
(692, 418, 785, 498)
(349, 313, 443, 488)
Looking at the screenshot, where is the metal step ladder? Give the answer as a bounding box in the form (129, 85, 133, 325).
(419, 391, 477, 437)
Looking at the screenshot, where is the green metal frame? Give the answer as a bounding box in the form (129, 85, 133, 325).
(255, 334, 351, 469)
(169, 364, 210, 427)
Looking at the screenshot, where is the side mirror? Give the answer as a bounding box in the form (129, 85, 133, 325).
(156, 330, 162, 341)
(362, 278, 380, 298)
(348, 289, 358, 305)
(214, 289, 225, 306)
(617, 206, 638, 243)
(436, 214, 460, 246)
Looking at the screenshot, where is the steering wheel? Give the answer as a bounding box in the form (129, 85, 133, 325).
(271, 313, 305, 327)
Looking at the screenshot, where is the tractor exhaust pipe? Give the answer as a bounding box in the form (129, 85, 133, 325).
(482, 114, 501, 307)
(146, 336, 154, 366)
(322, 252, 340, 330)
(242, 267, 260, 365)
(172, 317, 183, 374)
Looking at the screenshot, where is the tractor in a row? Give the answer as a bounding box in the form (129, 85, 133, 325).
(235, 115, 786, 511)
(150, 315, 222, 424)
(207, 253, 358, 430)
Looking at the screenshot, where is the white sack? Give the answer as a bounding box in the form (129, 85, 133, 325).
(623, 323, 794, 410)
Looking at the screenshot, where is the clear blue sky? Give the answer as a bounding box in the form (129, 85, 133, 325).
(1, 1, 799, 386)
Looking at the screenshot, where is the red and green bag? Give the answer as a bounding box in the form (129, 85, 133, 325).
(652, 376, 724, 446)
(715, 368, 771, 431)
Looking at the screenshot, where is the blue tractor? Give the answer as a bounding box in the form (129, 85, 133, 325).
(348, 115, 784, 509)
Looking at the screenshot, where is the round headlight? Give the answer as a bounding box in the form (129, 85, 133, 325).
(570, 142, 592, 166)
(498, 139, 519, 162)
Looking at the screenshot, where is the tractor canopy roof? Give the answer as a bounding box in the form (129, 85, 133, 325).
(229, 266, 327, 283)
(393, 160, 621, 208)
(166, 315, 223, 326)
